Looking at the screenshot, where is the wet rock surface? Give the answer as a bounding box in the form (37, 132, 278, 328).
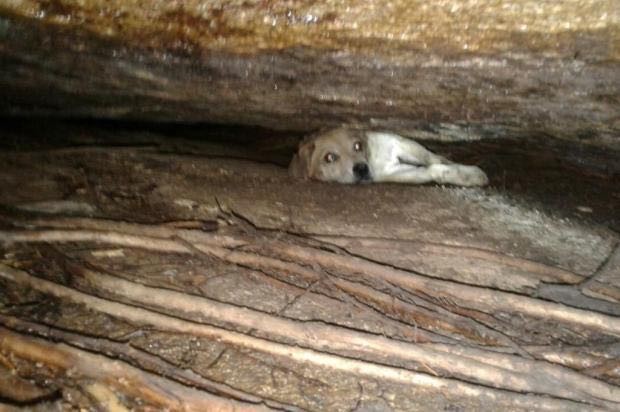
(0, 1, 619, 145)
(0, 120, 619, 410)
(0, 0, 619, 408)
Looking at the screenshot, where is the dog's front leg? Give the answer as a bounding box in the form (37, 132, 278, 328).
(367, 131, 488, 186)
(373, 163, 437, 184)
(428, 164, 489, 186)
(387, 133, 488, 186)
(376, 163, 488, 186)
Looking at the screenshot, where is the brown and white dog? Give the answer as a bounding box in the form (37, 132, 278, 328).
(289, 127, 488, 186)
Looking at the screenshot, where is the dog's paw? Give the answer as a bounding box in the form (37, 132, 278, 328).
(430, 164, 488, 187)
(458, 165, 489, 187)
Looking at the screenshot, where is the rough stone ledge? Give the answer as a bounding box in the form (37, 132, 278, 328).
(0, 1, 618, 147)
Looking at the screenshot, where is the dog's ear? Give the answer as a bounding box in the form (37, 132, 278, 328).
(289, 140, 316, 179)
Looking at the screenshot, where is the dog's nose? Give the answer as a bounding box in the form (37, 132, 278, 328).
(353, 163, 370, 180)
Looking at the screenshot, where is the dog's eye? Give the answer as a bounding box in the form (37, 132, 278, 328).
(324, 152, 337, 163)
(353, 141, 363, 152)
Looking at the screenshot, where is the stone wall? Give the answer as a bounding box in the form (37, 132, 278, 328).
(0, 1, 618, 146)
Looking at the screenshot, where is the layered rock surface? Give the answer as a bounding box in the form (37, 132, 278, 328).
(0, 0, 618, 145)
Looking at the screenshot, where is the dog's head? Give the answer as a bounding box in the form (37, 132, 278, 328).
(289, 127, 372, 184)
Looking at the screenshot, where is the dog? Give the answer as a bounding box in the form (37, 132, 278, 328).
(289, 127, 489, 186)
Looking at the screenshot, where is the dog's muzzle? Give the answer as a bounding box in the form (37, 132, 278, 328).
(353, 162, 371, 182)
